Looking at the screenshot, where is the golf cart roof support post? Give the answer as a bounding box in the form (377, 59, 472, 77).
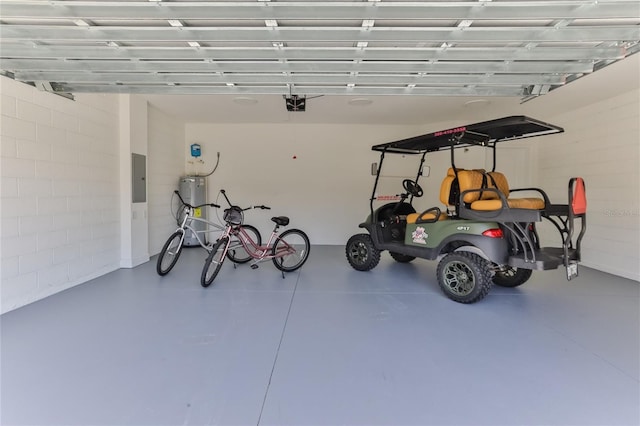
(370, 149, 387, 220)
(491, 143, 497, 172)
(449, 138, 462, 217)
(450, 137, 458, 174)
(410, 151, 428, 204)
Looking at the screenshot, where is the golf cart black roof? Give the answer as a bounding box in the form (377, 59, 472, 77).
(372, 116, 564, 154)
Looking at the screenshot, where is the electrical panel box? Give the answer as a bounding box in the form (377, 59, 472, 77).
(178, 176, 207, 246)
(132, 153, 146, 203)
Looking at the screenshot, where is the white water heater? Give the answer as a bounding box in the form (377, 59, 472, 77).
(178, 176, 207, 246)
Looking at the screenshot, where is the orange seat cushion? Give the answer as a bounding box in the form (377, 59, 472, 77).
(470, 197, 545, 211)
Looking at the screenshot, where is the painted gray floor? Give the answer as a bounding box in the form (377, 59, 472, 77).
(1, 245, 639, 426)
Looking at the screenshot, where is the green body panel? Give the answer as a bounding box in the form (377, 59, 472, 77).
(405, 219, 500, 248)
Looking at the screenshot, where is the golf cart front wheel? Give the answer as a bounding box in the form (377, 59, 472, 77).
(346, 234, 380, 271)
(436, 252, 493, 303)
(493, 267, 533, 287)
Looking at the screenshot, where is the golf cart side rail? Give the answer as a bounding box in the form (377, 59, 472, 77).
(372, 116, 564, 154)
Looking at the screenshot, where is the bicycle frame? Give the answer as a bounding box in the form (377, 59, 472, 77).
(200, 202, 309, 286)
(221, 224, 296, 263)
(174, 205, 232, 250)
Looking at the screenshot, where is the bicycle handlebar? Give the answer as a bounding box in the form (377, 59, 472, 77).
(219, 189, 270, 211)
(174, 190, 220, 209)
(239, 205, 271, 211)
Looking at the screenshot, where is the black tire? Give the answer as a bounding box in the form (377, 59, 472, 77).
(345, 234, 381, 271)
(271, 229, 310, 272)
(156, 231, 184, 276)
(201, 237, 228, 288)
(436, 252, 493, 303)
(390, 252, 416, 263)
(226, 224, 261, 264)
(493, 267, 533, 287)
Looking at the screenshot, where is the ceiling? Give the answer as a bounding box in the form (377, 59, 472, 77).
(1, 0, 639, 104)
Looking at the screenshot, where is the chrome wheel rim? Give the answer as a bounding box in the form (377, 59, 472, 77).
(443, 261, 475, 296)
(348, 242, 368, 265)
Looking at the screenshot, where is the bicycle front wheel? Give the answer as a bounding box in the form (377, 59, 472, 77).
(201, 237, 228, 287)
(156, 231, 184, 276)
(227, 224, 262, 264)
(271, 229, 310, 272)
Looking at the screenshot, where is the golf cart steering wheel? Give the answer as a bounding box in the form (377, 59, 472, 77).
(402, 179, 423, 198)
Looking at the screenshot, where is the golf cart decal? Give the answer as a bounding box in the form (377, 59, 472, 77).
(411, 227, 428, 244)
(376, 195, 401, 201)
(434, 127, 466, 137)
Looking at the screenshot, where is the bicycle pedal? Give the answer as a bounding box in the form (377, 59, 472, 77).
(251, 264, 259, 270)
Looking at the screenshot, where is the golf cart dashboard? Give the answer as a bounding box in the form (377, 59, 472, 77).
(372, 115, 564, 154)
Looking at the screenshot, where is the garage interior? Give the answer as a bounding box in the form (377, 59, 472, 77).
(1, 1, 639, 425)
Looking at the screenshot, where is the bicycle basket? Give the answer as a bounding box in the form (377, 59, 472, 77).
(223, 206, 244, 225)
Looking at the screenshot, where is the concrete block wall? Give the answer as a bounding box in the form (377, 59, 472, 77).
(1, 77, 120, 313)
(147, 105, 185, 255)
(533, 89, 640, 281)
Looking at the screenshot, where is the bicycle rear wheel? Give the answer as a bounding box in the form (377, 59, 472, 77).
(201, 237, 228, 287)
(227, 224, 261, 264)
(156, 231, 184, 276)
(271, 229, 310, 272)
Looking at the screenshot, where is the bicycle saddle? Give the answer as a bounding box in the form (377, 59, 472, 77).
(271, 216, 290, 226)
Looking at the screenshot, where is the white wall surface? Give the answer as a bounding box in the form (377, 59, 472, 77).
(147, 105, 185, 255)
(528, 90, 640, 280)
(510, 56, 640, 281)
(1, 77, 120, 313)
(185, 123, 424, 244)
(185, 122, 535, 246)
(119, 95, 149, 268)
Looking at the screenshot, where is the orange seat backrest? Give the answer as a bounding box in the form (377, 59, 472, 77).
(456, 169, 487, 203)
(486, 171, 510, 198)
(442, 168, 513, 207)
(572, 177, 587, 215)
(439, 175, 455, 206)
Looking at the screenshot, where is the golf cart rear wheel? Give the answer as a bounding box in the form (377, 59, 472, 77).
(437, 252, 493, 304)
(493, 267, 533, 287)
(346, 234, 380, 271)
(390, 252, 415, 263)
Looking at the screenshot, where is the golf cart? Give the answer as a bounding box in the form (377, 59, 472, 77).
(346, 116, 587, 303)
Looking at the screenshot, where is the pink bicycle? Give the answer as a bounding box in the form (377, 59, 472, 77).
(201, 190, 310, 287)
